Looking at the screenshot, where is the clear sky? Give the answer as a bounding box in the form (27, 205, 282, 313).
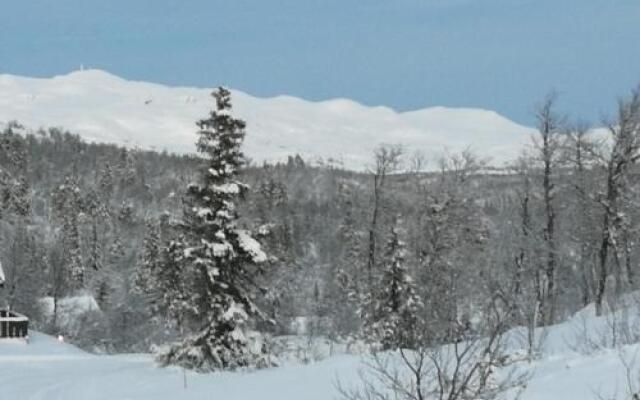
(1, 0, 639, 125)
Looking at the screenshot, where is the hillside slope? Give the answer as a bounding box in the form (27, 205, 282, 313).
(0, 70, 535, 170)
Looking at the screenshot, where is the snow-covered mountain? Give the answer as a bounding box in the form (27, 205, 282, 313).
(0, 69, 536, 170)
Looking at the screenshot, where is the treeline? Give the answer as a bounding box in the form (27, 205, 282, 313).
(0, 87, 639, 364)
(0, 118, 372, 352)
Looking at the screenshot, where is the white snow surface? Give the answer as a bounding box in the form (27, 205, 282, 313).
(40, 294, 100, 316)
(236, 229, 268, 263)
(39, 294, 101, 329)
(2, 301, 640, 399)
(0, 69, 536, 170)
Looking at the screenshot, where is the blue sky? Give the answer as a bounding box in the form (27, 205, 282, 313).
(1, 0, 639, 125)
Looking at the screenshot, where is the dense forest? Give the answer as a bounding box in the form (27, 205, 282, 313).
(1, 87, 640, 387)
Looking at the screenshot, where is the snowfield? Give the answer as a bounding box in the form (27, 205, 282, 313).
(0, 333, 362, 400)
(0, 70, 536, 170)
(1, 304, 639, 400)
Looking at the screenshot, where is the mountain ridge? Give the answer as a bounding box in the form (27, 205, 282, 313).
(0, 69, 536, 170)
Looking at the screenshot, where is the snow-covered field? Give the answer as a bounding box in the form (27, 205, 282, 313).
(0, 70, 536, 170)
(1, 304, 639, 400)
(0, 332, 363, 400)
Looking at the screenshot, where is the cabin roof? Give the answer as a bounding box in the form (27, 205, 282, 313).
(0, 261, 4, 286)
(0, 310, 28, 322)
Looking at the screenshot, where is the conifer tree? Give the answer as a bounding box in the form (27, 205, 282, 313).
(140, 87, 270, 371)
(52, 177, 85, 286)
(87, 223, 103, 272)
(118, 149, 137, 190)
(333, 185, 364, 337)
(136, 220, 187, 329)
(364, 224, 422, 350)
(84, 189, 107, 273)
(336, 190, 363, 304)
(135, 218, 163, 310)
(98, 161, 115, 200)
(0, 124, 31, 219)
(2, 225, 44, 316)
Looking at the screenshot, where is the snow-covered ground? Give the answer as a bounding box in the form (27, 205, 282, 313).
(1, 303, 639, 399)
(0, 332, 362, 400)
(0, 70, 536, 170)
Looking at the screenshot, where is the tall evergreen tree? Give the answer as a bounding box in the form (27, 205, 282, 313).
(2, 225, 45, 317)
(0, 123, 31, 219)
(333, 184, 364, 337)
(135, 218, 163, 312)
(140, 87, 270, 371)
(364, 223, 422, 349)
(83, 188, 108, 273)
(52, 177, 85, 286)
(98, 161, 115, 200)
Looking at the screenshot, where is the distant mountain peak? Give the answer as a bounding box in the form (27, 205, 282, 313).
(0, 70, 536, 170)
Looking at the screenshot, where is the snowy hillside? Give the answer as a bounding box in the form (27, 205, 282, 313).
(2, 304, 640, 399)
(0, 70, 536, 170)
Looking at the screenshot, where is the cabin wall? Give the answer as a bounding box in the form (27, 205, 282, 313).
(0, 310, 29, 338)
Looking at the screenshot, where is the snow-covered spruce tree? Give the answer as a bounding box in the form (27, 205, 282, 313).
(148, 87, 270, 371)
(250, 168, 298, 335)
(136, 223, 187, 328)
(135, 218, 162, 299)
(333, 183, 364, 338)
(98, 161, 115, 200)
(0, 123, 31, 219)
(83, 189, 108, 273)
(52, 176, 85, 287)
(134, 217, 184, 322)
(2, 225, 45, 319)
(364, 223, 422, 350)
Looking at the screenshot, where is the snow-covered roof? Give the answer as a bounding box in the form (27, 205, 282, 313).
(0, 261, 5, 286)
(0, 310, 28, 322)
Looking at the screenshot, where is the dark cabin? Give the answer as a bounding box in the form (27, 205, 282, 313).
(0, 310, 28, 338)
(0, 262, 29, 339)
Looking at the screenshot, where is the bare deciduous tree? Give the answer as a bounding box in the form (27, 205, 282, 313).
(593, 88, 640, 316)
(367, 144, 403, 303)
(337, 301, 528, 400)
(533, 92, 564, 325)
